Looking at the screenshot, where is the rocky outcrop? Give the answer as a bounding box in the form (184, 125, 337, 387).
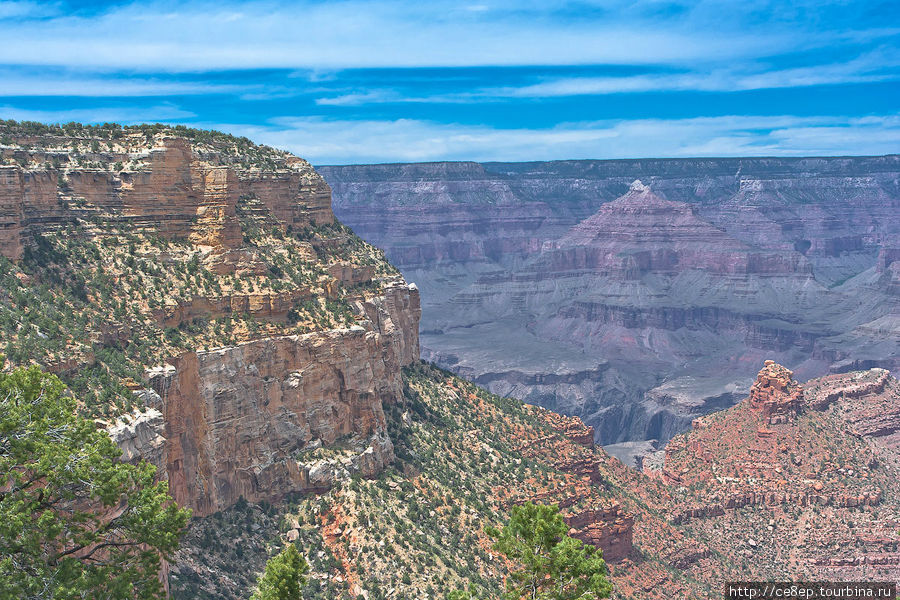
(152, 288, 314, 328)
(649, 363, 900, 584)
(147, 292, 418, 516)
(565, 505, 634, 563)
(747, 360, 803, 422)
(806, 369, 900, 441)
(107, 405, 167, 469)
(241, 163, 334, 229)
(806, 368, 891, 411)
(355, 280, 421, 367)
(0, 136, 335, 261)
(324, 157, 900, 446)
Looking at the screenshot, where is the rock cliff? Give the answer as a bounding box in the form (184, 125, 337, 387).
(322, 157, 900, 451)
(0, 122, 420, 518)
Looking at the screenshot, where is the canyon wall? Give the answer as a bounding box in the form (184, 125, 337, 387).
(0, 128, 420, 518)
(116, 283, 421, 518)
(0, 136, 334, 261)
(148, 299, 417, 517)
(322, 157, 900, 454)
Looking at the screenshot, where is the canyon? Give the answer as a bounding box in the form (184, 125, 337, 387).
(322, 157, 900, 461)
(4, 123, 900, 599)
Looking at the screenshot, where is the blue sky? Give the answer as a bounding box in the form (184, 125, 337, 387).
(0, 0, 898, 164)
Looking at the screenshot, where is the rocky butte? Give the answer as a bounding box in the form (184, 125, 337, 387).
(639, 361, 900, 585)
(321, 158, 900, 464)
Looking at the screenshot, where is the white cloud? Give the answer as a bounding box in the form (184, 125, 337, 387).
(0, 1, 58, 20)
(0, 0, 832, 71)
(301, 46, 900, 106)
(0, 72, 253, 97)
(208, 114, 900, 164)
(0, 104, 196, 124)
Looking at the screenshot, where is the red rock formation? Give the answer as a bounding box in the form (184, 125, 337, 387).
(152, 330, 394, 516)
(0, 135, 336, 261)
(145, 284, 420, 517)
(541, 410, 596, 448)
(0, 166, 24, 260)
(651, 364, 900, 585)
(565, 505, 634, 563)
(747, 360, 804, 422)
(520, 410, 635, 562)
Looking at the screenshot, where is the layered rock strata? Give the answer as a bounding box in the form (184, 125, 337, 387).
(646, 361, 900, 581)
(1, 136, 334, 262)
(0, 165, 23, 260)
(323, 157, 900, 448)
(0, 125, 421, 521)
(148, 318, 411, 516)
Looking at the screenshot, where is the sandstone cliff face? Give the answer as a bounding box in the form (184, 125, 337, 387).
(0, 165, 24, 260)
(1, 135, 335, 261)
(139, 283, 419, 518)
(323, 157, 900, 450)
(148, 312, 415, 516)
(0, 124, 420, 521)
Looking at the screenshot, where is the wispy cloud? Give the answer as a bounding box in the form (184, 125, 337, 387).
(0, 70, 254, 97)
(0, 0, 869, 71)
(313, 47, 900, 106)
(493, 51, 900, 97)
(0, 103, 196, 124)
(0, 1, 59, 20)
(217, 114, 900, 164)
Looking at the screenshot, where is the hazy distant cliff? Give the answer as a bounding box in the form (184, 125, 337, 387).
(321, 156, 900, 457)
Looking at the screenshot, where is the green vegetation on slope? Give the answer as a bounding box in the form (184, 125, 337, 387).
(251, 545, 309, 600)
(0, 359, 190, 600)
(171, 362, 627, 600)
(0, 207, 395, 418)
(1, 120, 294, 171)
(486, 502, 612, 600)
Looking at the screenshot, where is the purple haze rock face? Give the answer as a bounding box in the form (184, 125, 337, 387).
(320, 157, 900, 459)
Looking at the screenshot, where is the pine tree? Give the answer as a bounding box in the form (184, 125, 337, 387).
(0, 360, 191, 599)
(487, 502, 612, 600)
(250, 544, 309, 600)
